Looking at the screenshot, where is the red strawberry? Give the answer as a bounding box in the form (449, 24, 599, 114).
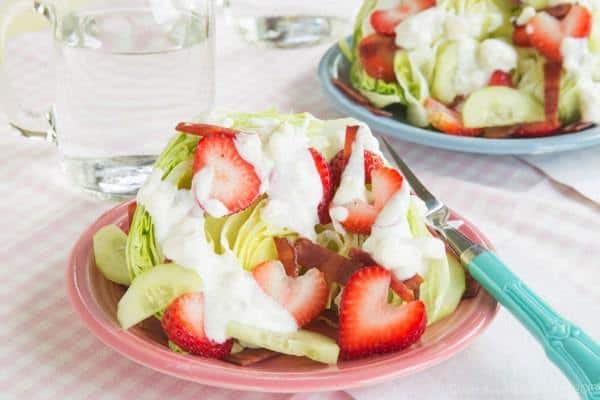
(370, 0, 436, 36)
(161, 292, 233, 359)
(309, 148, 334, 224)
(424, 98, 483, 137)
(562, 4, 592, 37)
(339, 266, 427, 360)
(527, 12, 564, 62)
(512, 25, 531, 47)
(488, 70, 513, 87)
(336, 201, 380, 235)
(253, 260, 328, 327)
(176, 122, 237, 138)
(193, 133, 261, 216)
(527, 5, 591, 62)
(358, 34, 398, 82)
(337, 167, 404, 234)
(330, 126, 384, 190)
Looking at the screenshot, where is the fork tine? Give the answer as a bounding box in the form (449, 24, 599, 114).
(379, 137, 440, 209)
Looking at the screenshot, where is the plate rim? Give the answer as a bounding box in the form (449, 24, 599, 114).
(66, 200, 499, 393)
(318, 40, 600, 156)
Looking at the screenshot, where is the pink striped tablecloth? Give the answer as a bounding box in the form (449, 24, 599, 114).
(1, 16, 599, 400)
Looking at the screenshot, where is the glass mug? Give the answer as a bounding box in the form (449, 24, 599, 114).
(223, 0, 360, 48)
(0, 0, 215, 198)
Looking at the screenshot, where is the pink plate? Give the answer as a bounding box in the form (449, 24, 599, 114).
(67, 200, 499, 393)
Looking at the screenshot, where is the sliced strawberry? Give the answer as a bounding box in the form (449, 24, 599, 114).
(358, 34, 398, 82)
(274, 237, 299, 277)
(336, 201, 380, 235)
(339, 266, 427, 359)
(252, 260, 328, 327)
(337, 167, 404, 234)
(527, 12, 564, 62)
(512, 25, 531, 47)
(309, 148, 333, 224)
(370, 0, 436, 36)
(371, 167, 403, 209)
(543, 62, 562, 126)
(488, 70, 513, 87)
(562, 4, 592, 38)
(176, 122, 237, 138)
(193, 133, 261, 216)
(330, 149, 384, 188)
(424, 97, 483, 137)
(161, 292, 233, 358)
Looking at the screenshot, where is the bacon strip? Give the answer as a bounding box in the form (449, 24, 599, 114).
(295, 239, 364, 286)
(543, 62, 562, 127)
(544, 3, 572, 19)
(561, 121, 595, 133)
(463, 273, 482, 299)
(175, 122, 237, 137)
(126, 202, 137, 233)
(274, 237, 299, 277)
(224, 348, 279, 366)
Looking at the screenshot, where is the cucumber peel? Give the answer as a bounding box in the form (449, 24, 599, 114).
(117, 264, 202, 329)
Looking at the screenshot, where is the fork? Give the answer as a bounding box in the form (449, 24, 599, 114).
(380, 137, 600, 400)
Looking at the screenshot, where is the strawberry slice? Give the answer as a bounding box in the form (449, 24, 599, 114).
(193, 133, 261, 216)
(309, 148, 333, 224)
(512, 25, 531, 47)
(488, 70, 513, 87)
(337, 167, 404, 234)
(252, 260, 328, 327)
(562, 4, 592, 37)
(176, 122, 237, 138)
(527, 5, 591, 62)
(161, 292, 233, 358)
(370, 0, 436, 36)
(339, 266, 427, 359)
(358, 34, 398, 82)
(527, 12, 564, 62)
(424, 98, 483, 137)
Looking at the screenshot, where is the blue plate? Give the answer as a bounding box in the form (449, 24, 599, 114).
(318, 40, 600, 155)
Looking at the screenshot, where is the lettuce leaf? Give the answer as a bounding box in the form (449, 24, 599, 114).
(126, 133, 198, 280)
(407, 197, 465, 325)
(394, 50, 431, 127)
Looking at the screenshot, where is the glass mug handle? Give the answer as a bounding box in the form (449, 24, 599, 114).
(0, 0, 55, 140)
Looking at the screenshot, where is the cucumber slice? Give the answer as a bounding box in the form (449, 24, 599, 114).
(432, 42, 458, 104)
(93, 225, 131, 286)
(117, 264, 202, 329)
(462, 87, 545, 128)
(226, 322, 340, 364)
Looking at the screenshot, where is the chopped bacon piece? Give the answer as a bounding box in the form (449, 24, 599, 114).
(463, 273, 482, 299)
(127, 201, 137, 233)
(274, 237, 299, 277)
(224, 348, 279, 366)
(295, 238, 364, 286)
(176, 122, 237, 137)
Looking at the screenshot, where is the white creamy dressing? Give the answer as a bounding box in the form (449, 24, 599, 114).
(261, 123, 323, 240)
(561, 36, 600, 123)
(192, 168, 230, 217)
(138, 169, 298, 343)
(362, 180, 445, 280)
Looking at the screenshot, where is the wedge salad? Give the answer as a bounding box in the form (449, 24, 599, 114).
(342, 0, 600, 137)
(93, 111, 470, 365)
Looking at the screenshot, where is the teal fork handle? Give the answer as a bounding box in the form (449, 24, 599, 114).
(467, 251, 600, 400)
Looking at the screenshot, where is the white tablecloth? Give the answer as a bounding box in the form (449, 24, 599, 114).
(0, 15, 598, 400)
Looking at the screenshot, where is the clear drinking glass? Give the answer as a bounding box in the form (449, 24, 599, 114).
(0, 0, 215, 198)
(223, 0, 359, 48)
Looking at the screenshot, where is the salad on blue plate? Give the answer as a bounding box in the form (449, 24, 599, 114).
(337, 0, 599, 138)
(93, 111, 475, 365)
